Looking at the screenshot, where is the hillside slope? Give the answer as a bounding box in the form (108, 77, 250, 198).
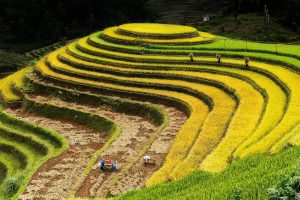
(0, 23, 299, 199)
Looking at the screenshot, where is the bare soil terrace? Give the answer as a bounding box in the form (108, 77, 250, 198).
(6, 107, 106, 200)
(7, 93, 187, 199)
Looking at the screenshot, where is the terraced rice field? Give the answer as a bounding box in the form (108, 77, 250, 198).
(0, 23, 299, 199)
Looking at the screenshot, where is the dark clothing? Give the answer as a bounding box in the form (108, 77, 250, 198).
(189, 53, 194, 62)
(245, 58, 249, 67)
(217, 55, 221, 64)
(99, 160, 105, 170)
(111, 161, 117, 172)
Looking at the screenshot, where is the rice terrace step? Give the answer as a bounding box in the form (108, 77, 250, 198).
(0, 22, 300, 200)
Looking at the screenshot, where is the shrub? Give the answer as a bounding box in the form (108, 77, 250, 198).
(232, 187, 243, 200)
(267, 173, 300, 200)
(3, 174, 23, 198)
(0, 50, 28, 72)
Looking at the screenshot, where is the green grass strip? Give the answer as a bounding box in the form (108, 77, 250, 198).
(0, 111, 63, 149)
(0, 125, 49, 156)
(0, 143, 27, 170)
(24, 95, 117, 134)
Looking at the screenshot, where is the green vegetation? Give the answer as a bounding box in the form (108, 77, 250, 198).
(267, 172, 300, 200)
(116, 146, 300, 200)
(0, 111, 68, 200)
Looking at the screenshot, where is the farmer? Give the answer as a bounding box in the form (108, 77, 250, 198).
(106, 159, 112, 165)
(245, 57, 250, 67)
(99, 160, 105, 171)
(217, 54, 221, 64)
(188, 53, 194, 62)
(111, 161, 117, 172)
(143, 155, 151, 162)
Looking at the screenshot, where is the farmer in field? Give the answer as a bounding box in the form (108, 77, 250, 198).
(99, 160, 105, 171)
(188, 53, 194, 62)
(217, 54, 221, 64)
(143, 155, 156, 166)
(111, 161, 117, 172)
(245, 57, 250, 67)
(106, 159, 112, 165)
(143, 155, 151, 162)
